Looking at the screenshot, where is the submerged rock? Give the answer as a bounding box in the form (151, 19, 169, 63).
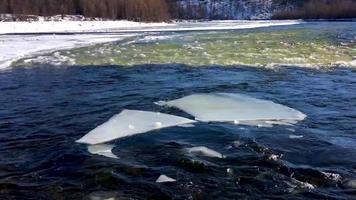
(77, 109, 196, 144)
(157, 93, 306, 124)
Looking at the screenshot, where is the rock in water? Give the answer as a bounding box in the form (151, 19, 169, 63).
(158, 93, 306, 123)
(87, 144, 118, 159)
(77, 109, 196, 145)
(186, 146, 225, 158)
(156, 175, 176, 183)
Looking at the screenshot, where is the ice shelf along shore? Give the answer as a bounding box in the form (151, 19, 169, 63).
(157, 93, 306, 124)
(76, 109, 196, 145)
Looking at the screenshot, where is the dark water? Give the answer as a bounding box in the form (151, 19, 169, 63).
(0, 64, 355, 199)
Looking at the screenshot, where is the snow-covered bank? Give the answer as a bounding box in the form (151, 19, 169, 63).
(0, 20, 172, 34)
(0, 20, 300, 34)
(0, 20, 301, 69)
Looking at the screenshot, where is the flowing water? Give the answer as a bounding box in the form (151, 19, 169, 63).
(1, 22, 356, 199)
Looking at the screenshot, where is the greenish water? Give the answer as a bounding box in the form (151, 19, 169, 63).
(14, 22, 356, 68)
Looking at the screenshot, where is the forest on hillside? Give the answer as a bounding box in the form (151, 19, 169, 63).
(0, 0, 355, 21)
(0, 0, 170, 21)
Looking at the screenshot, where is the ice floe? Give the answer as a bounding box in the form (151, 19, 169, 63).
(156, 175, 176, 183)
(87, 144, 118, 159)
(157, 93, 306, 124)
(186, 146, 225, 158)
(76, 109, 196, 145)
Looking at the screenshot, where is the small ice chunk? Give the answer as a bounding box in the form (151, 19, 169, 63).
(292, 178, 315, 190)
(268, 154, 280, 161)
(156, 175, 176, 183)
(77, 109, 196, 144)
(158, 93, 306, 124)
(186, 146, 225, 158)
(87, 144, 118, 159)
(321, 172, 342, 181)
(289, 135, 304, 139)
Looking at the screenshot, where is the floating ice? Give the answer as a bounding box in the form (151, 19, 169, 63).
(156, 175, 176, 183)
(87, 144, 118, 159)
(157, 93, 306, 124)
(289, 135, 304, 139)
(76, 109, 196, 145)
(186, 146, 225, 159)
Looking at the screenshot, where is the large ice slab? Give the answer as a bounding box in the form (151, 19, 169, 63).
(157, 93, 306, 123)
(76, 109, 196, 145)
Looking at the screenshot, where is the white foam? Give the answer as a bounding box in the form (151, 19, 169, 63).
(156, 175, 176, 183)
(186, 146, 225, 158)
(158, 93, 306, 124)
(87, 144, 118, 159)
(76, 109, 196, 145)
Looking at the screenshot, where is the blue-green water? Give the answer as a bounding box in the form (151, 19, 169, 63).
(1, 22, 356, 199)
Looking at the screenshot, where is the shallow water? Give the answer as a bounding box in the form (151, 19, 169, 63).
(13, 22, 356, 68)
(1, 22, 356, 199)
(0, 64, 355, 199)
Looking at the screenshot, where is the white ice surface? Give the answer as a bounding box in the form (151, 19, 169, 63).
(156, 175, 176, 183)
(0, 33, 135, 69)
(0, 20, 300, 69)
(0, 20, 171, 34)
(76, 109, 196, 145)
(158, 93, 306, 123)
(186, 146, 225, 158)
(87, 144, 118, 159)
(0, 20, 300, 34)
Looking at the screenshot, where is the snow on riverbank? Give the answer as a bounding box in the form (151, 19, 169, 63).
(0, 20, 301, 69)
(0, 20, 300, 34)
(0, 20, 172, 34)
(0, 34, 136, 69)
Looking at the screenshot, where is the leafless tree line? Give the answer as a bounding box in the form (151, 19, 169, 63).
(0, 0, 170, 21)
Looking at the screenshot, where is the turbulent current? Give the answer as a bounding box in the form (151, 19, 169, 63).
(0, 22, 356, 199)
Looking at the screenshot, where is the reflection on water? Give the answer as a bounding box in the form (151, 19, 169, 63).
(0, 64, 355, 199)
(14, 22, 356, 68)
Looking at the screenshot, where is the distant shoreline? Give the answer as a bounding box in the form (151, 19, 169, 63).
(1, 14, 356, 23)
